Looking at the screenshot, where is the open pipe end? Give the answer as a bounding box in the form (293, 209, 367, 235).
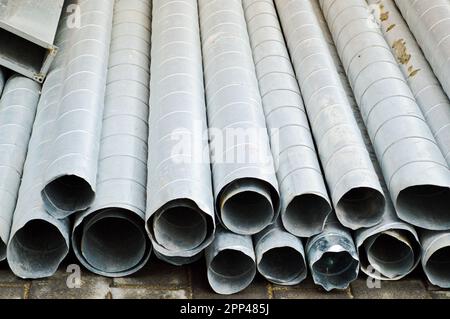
(208, 249, 256, 295)
(220, 180, 275, 235)
(312, 250, 359, 291)
(7, 220, 68, 279)
(365, 231, 419, 279)
(283, 194, 331, 237)
(336, 187, 385, 230)
(80, 209, 150, 275)
(42, 175, 95, 217)
(258, 247, 307, 285)
(152, 203, 210, 252)
(423, 234, 450, 288)
(0, 240, 6, 261)
(397, 185, 450, 230)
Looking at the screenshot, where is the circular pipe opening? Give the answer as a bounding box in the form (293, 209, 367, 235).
(258, 247, 306, 284)
(284, 194, 331, 237)
(8, 220, 67, 278)
(42, 175, 95, 215)
(313, 251, 359, 289)
(81, 212, 147, 274)
(153, 205, 208, 251)
(397, 186, 450, 230)
(221, 181, 274, 235)
(366, 232, 415, 278)
(336, 187, 385, 229)
(0, 240, 6, 261)
(425, 246, 450, 287)
(208, 249, 255, 295)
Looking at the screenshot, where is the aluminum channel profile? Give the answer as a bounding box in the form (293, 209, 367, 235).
(254, 219, 307, 285)
(6, 7, 74, 278)
(41, 0, 114, 219)
(243, 0, 332, 237)
(72, 0, 152, 277)
(306, 214, 359, 291)
(321, 0, 450, 230)
(310, 0, 421, 281)
(0, 0, 63, 82)
(146, 0, 215, 266)
(275, 0, 385, 230)
(368, 0, 450, 166)
(420, 230, 450, 288)
(205, 226, 256, 295)
(198, 0, 280, 235)
(0, 75, 40, 260)
(394, 0, 450, 101)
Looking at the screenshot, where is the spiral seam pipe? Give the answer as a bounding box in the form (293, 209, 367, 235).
(205, 226, 256, 295)
(6, 6, 75, 279)
(0, 76, 40, 261)
(41, 0, 114, 219)
(320, 0, 450, 230)
(0, 68, 4, 95)
(72, 0, 152, 277)
(145, 0, 215, 265)
(368, 0, 450, 166)
(198, 0, 280, 235)
(310, 0, 421, 281)
(420, 230, 450, 288)
(394, 0, 450, 101)
(243, 0, 332, 238)
(274, 0, 385, 230)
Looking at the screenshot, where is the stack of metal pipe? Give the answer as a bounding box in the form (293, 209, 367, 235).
(0, 0, 449, 294)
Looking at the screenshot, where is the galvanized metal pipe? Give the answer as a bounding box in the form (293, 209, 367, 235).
(72, 0, 152, 277)
(420, 230, 450, 288)
(321, 0, 450, 230)
(311, 0, 421, 281)
(198, 0, 280, 236)
(306, 214, 359, 291)
(275, 0, 385, 230)
(254, 219, 307, 285)
(0, 75, 40, 260)
(368, 0, 450, 166)
(394, 0, 450, 100)
(243, 0, 332, 238)
(41, 0, 114, 219)
(0, 68, 5, 95)
(205, 226, 256, 295)
(146, 0, 215, 265)
(6, 8, 74, 279)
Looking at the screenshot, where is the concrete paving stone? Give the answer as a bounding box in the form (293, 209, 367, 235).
(272, 277, 353, 299)
(110, 287, 189, 299)
(29, 268, 112, 299)
(113, 257, 189, 288)
(430, 291, 450, 299)
(190, 261, 269, 299)
(351, 278, 432, 299)
(0, 267, 28, 285)
(0, 286, 25, 299)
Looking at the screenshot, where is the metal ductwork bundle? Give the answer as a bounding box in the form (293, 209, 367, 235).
(254, 220, 307, 286)
(40, 0, 114, 219)
(394, 0, 450, 100)
(368, 0, 450, 166)
(6, 8, 74, 278)
(205, 226, 256, 295)
(0, 75, 40, 260)
(306, 214, 359, 291)
(243, 0, 331, 238)
(198, 0, 280, 236)
(321, 0, 450, 230)
(420, 230, 450, 288)
(310, 0, 422, 281)
(275, 0, 385, 231)
(146, 0, 215, 266)
(72, 0, 152, 277)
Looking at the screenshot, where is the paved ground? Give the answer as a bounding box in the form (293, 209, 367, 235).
(0, 254, 448, 299)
